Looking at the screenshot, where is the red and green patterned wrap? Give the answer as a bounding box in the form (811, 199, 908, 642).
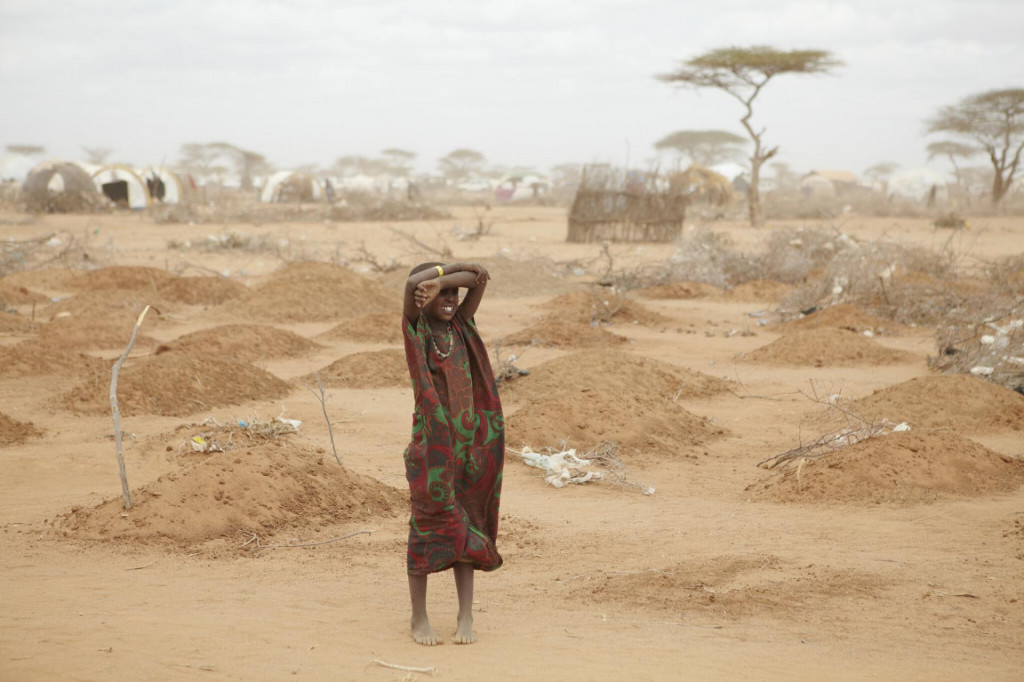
(402, 310, 504, 575)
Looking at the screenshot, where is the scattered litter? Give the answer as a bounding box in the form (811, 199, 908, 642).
(514, 441, 654, 495)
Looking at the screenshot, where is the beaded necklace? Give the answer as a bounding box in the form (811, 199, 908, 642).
(430, 323, 454, 359)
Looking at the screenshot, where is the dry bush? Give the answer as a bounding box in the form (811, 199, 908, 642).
(928, 297, 1024, 391)
(0, 230, 102, 277)
(329, 191, 451, 221)
(778, 235, 967, 325)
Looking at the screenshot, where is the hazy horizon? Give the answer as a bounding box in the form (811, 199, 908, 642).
(2, 0, 1021, 180)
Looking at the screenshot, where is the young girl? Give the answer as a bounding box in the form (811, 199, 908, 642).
(402, 261, 504, 645)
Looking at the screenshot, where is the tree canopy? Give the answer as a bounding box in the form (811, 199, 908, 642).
(927, 88, 1024, 205)
(658, 46, 841, 226)
(653, 129, 748, 167)
(438, 148, 486, 182)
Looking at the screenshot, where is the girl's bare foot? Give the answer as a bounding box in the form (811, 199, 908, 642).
(411, 615, 441, 646)
(453, 614, 476, 644)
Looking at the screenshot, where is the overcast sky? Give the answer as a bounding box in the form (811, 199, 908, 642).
(1, 0, 1021, 179)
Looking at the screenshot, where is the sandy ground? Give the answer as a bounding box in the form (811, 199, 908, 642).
(1, 206, 1023, 681)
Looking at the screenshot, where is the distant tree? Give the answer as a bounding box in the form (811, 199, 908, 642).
(658, 46, 842, 227)
(81, 147, 113, 165)
(770, 162, 799, 191)
(863, 162, 900, 185)
(926, 140, 980, 190)
(332, 155, 391, 177)
(6, 144, 45, 156)
(927, 88, 1024, 206)
(381, 148, 417, 176)
(178, 143, 226, 178)
(653, 129, 748, 167)
(207, 142, 269, 191)
(438, 148, 486, 183)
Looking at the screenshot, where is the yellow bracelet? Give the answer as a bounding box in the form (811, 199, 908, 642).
(435, 265, 444, 278)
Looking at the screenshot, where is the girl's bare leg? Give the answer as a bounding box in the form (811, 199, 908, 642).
(453, 562, 476, 644)
(408, 574, 440, 645)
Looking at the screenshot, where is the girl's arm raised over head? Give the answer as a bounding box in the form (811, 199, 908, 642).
(403, 262, 490, 322)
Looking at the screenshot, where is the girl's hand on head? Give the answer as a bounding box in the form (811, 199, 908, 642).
(414, 279, 440, 308)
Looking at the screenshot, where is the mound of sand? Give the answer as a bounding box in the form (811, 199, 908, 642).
(232, 261, 397, 322)
(66, 266, 176, 292)
(506, 350, 728, 455)
(305, 349, 408, 389)
(61, 352, 291, 417)
(778, 303, 911, 336)
(509, 349, 730, 401)
(35, 317, 158, 351)
(0, 343, 108, 379)
(720, 280, 793, 303)
(318, 312, 405, 345)
(57, 442, 404, 547)
(584, 555, 881, 620)
(501, 318, 628, 349)
(741, 328, 916, 367)
(0, 311, 37, 334)
(850, 374, 1024, 432)
(166, 325, 322, 361)
(41, 289, 176, 329)
(0, 411, 43, 447)
(637, 281, 723, 299)
(157, 276, 249, 305)
(748, 431, 1024, 505)
(0, 283, 49, 305)
(539, 291, 670, 327)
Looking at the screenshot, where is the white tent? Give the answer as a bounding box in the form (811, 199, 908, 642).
(91, 164, 150, 209)
(888, 168, 948, 202)
(260, 171, 323, 203)
(139, 165, 187, 204)
(495, 173, 550, 202)
(0, 154, 36, 182)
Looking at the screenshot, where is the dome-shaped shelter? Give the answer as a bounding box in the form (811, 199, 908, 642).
(260, 171, 323, 203)
(669, 165, 734, 205)
(139, 166, 189, 205)
(21, 161, 102, 213)
(91, 164, 150, 209)
(888, 168, 948, 203)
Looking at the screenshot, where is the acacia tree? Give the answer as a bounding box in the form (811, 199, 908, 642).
(926, 89, 1023, 206)
(926, 140, 979, 191)
(6, 144, 45, 156)
(658, 46, 842, 227)
(381, 148, 417, 176)
(653, 129, 748, 167)
(438, 148, 486, 184)
(82, 147, 113, 165)
(863, 162, 900, 185)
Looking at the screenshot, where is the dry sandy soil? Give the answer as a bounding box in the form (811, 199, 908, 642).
(1, 206, 1023, 681)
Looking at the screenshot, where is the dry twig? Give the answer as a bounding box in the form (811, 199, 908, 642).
(110, 304, 160, 509)
(310, 372, 342, 465)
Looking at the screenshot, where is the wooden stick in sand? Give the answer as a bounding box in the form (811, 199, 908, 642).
(109, 304, 158, 510)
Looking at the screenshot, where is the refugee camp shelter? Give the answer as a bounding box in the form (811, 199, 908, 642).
(495, 173, 550, 202)
(800, 169, 860, 197)
(669, 165, 734, 205)
(0, 154, 35, 182)
(260, 171, 323, 203)
(91, 164, 150, 209)
(139, 166, 189, 204)
(567, 167, 687, 243)
(21, 161, 101, 212)
(888, 168, 948, 203)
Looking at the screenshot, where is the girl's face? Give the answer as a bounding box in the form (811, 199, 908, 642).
(424, 286, 459, 323)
